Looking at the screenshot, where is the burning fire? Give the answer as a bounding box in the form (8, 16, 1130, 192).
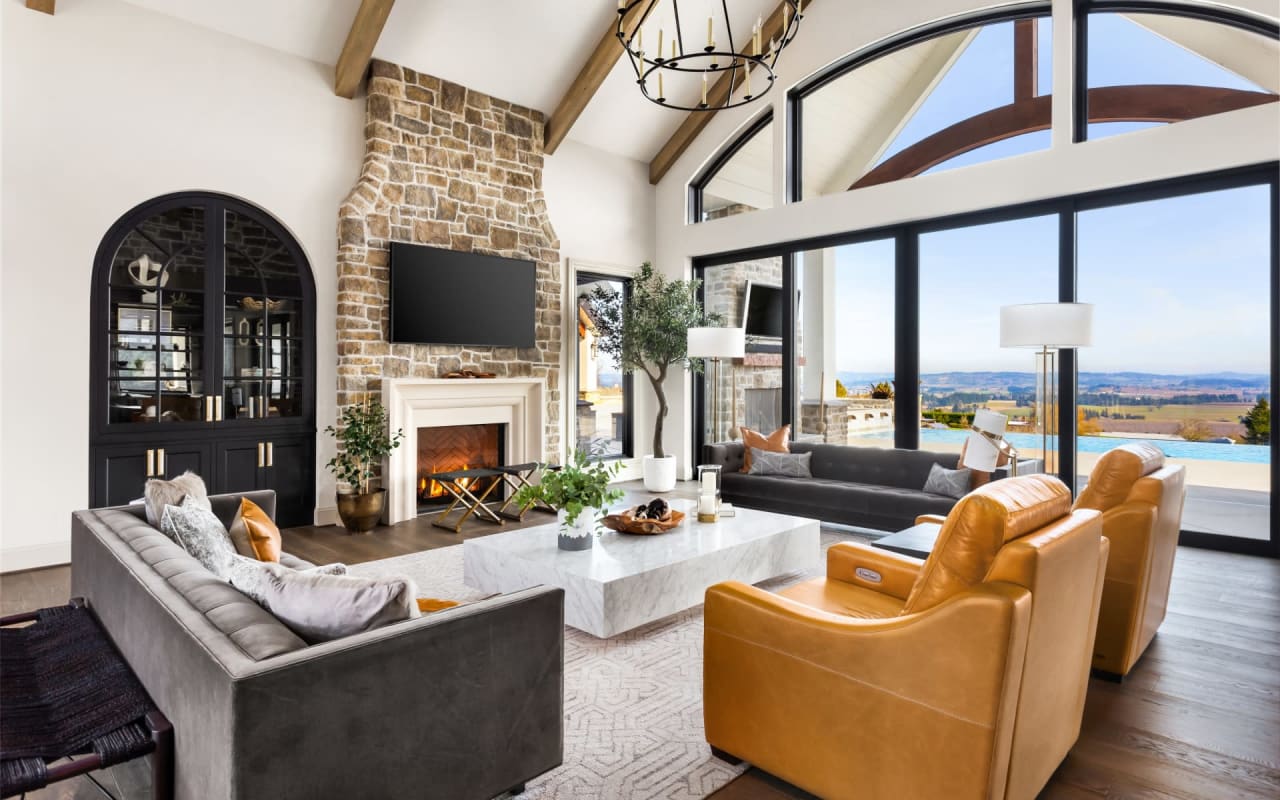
(419, 466, 478, 500)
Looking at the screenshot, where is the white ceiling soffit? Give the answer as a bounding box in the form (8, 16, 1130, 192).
(702, 119, 774, 211)
(1124, 13, 1280, 94)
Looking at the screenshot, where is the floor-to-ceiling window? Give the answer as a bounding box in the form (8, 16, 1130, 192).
(1078, 185, 1272, 540)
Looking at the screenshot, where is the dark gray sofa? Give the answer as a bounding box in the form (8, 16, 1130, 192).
(71, 490, 564, 800)
(703, 441, 965, 531)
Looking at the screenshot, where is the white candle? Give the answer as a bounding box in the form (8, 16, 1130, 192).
(702, 73, 708, 105)
(701, 469, 716, 495)
(671, 40, 676, 60)
(699, 494, 716, 516)
(657, 28, 663, 60)
(707, 16, 713, 47)
(745, 63, 751, 96)
(657, 71, 663, 98)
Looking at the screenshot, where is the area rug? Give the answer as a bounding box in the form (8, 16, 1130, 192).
(350, 527, 871, 800)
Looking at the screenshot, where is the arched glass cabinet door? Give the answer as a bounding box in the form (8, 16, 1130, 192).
(222, 209, 306, 420)
(105, 204, 208, 425)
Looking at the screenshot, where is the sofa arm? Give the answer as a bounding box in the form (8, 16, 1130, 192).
(915, 513, 947, 526)
(230, 586, 565, 800)
(703, 580, 1031, 800)
(826, 542, 922, 601)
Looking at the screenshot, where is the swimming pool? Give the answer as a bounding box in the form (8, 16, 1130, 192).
(852, 429, 1271, 464)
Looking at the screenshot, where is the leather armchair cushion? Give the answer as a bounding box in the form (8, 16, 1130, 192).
(902, 474, 1071, 614)
(777, 577, 904, 619)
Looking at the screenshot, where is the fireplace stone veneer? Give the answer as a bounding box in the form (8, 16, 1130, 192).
(384, 378, 545, 525)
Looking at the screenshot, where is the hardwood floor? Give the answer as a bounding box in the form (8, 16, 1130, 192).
(3, 515, 1277, 799)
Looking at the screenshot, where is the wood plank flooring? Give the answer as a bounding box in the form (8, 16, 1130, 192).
(3, 509, 1277, 799)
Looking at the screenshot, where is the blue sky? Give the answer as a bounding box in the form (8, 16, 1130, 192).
(828, 15, 1274, 376)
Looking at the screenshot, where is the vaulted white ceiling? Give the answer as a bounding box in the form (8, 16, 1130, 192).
(117, 0, 782, 163)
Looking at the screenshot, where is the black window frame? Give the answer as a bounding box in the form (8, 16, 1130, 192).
(574, 270, 635, 462)
(689, 110, 775, 224)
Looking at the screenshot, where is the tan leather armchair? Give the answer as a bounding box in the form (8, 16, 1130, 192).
(703, 474, 1109, 800)
(1074, 443, 1186, 677)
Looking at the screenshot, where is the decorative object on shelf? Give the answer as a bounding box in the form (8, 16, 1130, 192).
(869, 380, 894, 399)
(963, 408, 1020, 476)
(240, 296, 285, 313)
(1000, 302, 1093, 475)
(687, 326, 745, 446)
(325, 395, 405, 534)
(588, 263, 721, 492)
(616, 0, 804, 112)
(127, 254, 168, 288)
(512, 450, 624, 551)
(441, 369, 498, 379)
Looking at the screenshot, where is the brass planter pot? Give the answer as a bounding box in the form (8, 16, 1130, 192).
(336, 489, 386, 534)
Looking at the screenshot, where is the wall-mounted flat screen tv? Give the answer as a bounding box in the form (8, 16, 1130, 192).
(389, 243, 536, 348)
(742, 280, 784, 339)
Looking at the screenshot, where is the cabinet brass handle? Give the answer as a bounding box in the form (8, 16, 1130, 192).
(156, 449, 165, 477)
(215, 396, 223, 421)
(205, 396, 214, 422)
(146, 449, 155, 478)
(257, 442, 265, 469)
(266, 442, 274, 468)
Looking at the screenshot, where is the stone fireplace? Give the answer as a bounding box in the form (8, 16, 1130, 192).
(416, 422, 505, 511)
(336, 60, 562, 494)
(384, 377, 544, 525)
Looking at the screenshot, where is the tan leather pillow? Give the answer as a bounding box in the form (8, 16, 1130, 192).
(740, 424, 790, 473)
(228, 497, 282, 562)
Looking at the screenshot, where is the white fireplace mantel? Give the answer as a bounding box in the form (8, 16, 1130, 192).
(383, 377, 545, 525)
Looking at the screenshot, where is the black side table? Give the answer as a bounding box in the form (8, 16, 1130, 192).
(870, 522, 942, 560)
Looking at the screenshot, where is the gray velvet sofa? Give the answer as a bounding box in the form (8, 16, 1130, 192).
(702, 441, 965, 531)
(70, 490, 564, 800)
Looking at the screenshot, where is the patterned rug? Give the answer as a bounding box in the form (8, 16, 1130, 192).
(350, 528, 871, 800)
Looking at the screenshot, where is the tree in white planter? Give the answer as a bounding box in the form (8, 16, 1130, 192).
(590, 263, 720, 491)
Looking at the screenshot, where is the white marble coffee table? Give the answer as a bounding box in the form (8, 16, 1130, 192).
(462, 498, 820, 638)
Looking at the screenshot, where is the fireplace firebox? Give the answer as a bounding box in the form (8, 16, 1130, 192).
(417, 423, 506, 514)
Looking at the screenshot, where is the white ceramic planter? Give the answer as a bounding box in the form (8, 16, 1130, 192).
(557, 508, 600, 551)
(643, 454, 677, 492)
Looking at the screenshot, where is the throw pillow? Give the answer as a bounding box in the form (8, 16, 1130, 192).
(923, 462, 972, 500)
(161, 497, 237, 579)
(740, 424, 791, 473)
(145, 471, 210, 528)
(227, 498, 282, 562)
(228, 556, 420, 644)
(747, 448, 813, 478)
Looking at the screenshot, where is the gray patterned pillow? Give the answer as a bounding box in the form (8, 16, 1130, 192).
(923, 462, 971, 499)
(161, 498, 236, 579)
(748, 448, 813, 478)
(228, 556, 419, 643)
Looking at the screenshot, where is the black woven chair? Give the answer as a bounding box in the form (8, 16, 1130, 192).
(0, 599, 172, 799)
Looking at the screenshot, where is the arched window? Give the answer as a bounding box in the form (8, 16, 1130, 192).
(690, 111, 774, 222)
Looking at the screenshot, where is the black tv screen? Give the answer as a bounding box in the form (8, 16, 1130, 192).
(742, 281, 784, 339)
(389, 243, 536, 348)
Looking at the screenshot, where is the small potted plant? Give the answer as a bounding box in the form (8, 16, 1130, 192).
(324, 396, 404, 533)
(869, 381, 895, 400)
(513, 450, 624, 550)
(589, 263, 720, 491)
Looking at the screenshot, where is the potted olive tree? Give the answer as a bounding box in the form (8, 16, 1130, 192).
(513, 450, 624, 550)
(324, 397, 404, 533)
(590, 263, 719, 491)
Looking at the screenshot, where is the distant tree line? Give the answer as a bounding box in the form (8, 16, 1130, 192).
(1078, 392, 1248, 406)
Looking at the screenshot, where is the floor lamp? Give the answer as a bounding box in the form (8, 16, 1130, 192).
(1000, 303, 1093, 476)
(687, 327, 746, 445)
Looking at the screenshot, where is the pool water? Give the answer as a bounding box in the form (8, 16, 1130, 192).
(852, 429, 1271, 464)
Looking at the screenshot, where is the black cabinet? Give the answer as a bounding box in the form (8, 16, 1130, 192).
(89, 192, 316, 524)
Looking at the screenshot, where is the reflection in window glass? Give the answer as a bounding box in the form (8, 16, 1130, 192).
(1086, 13, 1279, 140)
(916, 215, 1059, 465)
(801, 17, 1051, 199)
(576, 274, 631, 459)
(795, 241, 896, 448)
(697, 116, 774, 222)
(1078, 187, 1272, 539)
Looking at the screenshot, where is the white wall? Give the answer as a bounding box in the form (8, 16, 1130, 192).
(652, 0, 1280, 478)
(0, 0, 657, 570)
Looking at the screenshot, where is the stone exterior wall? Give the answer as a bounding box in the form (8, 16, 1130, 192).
(336, 60, 562, 461)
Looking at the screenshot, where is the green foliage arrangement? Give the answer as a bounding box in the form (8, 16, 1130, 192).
(589, 263, 721, 458)
(513, 450, 625, 529)
(324, 399, 404, 495)
(1241, 397, 1270, 444)
(834, 379, 848, 398)
(869, 381, 895, 399)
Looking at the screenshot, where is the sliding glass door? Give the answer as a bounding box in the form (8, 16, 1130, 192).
(1078, 186, 1273, 540)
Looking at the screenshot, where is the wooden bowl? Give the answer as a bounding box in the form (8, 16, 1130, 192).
(602, 509, 685, 535)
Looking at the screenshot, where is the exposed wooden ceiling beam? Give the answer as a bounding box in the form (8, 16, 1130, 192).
(26, 0, 55, 15)
(648, 0, 816, 185)
(335, 0, 396, 99)
(545, 0, 660, 155)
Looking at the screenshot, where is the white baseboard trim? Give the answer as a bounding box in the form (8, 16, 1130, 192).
(313, 506, 340, 527)
(1, 542, 70, 574)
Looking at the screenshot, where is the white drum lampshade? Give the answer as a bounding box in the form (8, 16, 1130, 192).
(1000, 303, 1094, 349)
(686, 327, 746, 359)
(962, 409, 1010, 472)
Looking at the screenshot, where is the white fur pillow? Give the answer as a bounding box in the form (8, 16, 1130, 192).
(144, 471, 210, 527)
